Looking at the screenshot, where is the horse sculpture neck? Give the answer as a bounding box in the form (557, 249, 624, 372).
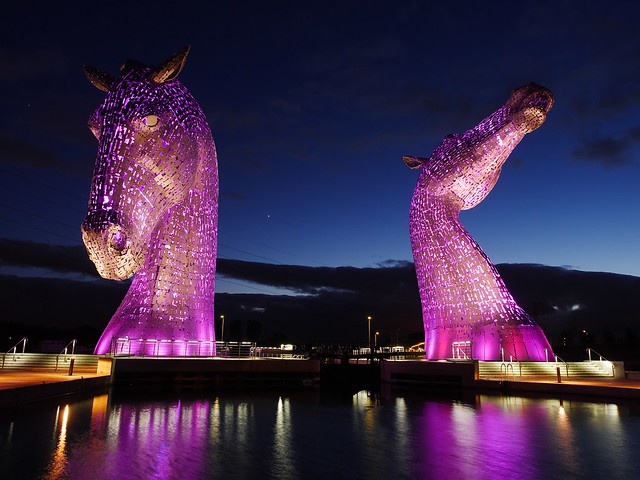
(406, 84, 554, 361)
(100, 137, 218, 354)
(83, 48, 219, 356)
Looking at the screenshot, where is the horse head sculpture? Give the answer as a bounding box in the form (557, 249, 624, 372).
(82, 46, 219, 355)
(405, 83, 554, 361)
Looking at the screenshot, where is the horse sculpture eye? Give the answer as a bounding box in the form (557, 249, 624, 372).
(108, 228, 128, 255)
(143, 115, 159, 127)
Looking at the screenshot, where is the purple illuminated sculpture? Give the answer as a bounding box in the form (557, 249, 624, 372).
(405, 84, 554, 361)
(82, 47, 218, 356)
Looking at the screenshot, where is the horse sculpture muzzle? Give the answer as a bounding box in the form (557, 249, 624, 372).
(81, 210, 140, 281)
(507, 83, 554, 133)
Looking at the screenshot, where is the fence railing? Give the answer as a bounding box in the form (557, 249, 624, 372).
(1, 337, 28, 370)
(108, 337, 258, 358)
(555, 354, 570, 378)
(586, 347, 609, 363)
(55, 339, 77, 371)
(586, 348, 616, 376)
(500, 346, 522, 376)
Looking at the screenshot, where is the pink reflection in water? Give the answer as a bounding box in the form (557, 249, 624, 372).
(4, 392, 640, 479)
(69, 398, 213, 479)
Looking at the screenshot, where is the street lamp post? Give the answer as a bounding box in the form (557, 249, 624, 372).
(367, 316, 372, 352)
(375, 331, 379, 351)
(220, 314, 225, 343)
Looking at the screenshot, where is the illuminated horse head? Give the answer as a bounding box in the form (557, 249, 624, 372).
(404, 83, 554, 361)
(81, 47, 218, 355)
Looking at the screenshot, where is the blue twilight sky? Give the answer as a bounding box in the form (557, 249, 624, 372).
(0, 0, 639, 295)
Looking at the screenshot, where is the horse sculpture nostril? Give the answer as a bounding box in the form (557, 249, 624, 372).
(528, 90, 554, 114)
(108, 227, 128, 255)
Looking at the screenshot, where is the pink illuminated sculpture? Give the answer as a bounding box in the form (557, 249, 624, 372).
(404, 83, 554, 361)
(82, 47, 218, 356)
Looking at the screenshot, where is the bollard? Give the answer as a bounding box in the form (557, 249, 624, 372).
(556, 366, 561, 383)
(68, 357, 75, 376)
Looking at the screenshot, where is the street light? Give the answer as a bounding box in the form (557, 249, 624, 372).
(220, 314, 225, 343)
(367, 316, 372, 352)
(375, 331, 379, 351)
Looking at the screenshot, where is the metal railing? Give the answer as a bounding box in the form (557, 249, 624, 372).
(500, 362, 515, 377)
(452, 341, 472, 360)
(55, 339, 77, 371)
(1, 337, 28, 370)
(586, 348, 615, 377)
(108, 337, 257, 358)
(586, 347, 609, 363)
(500, 346, 522, 376)
(555, 354, 570, 378)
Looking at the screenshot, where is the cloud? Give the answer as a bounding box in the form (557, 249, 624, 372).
(0, 238, 96, 276)
(496, 263, 640, 343)
(218, 258, 417, 296)
(0, 239, 418, 308)
(2, 239, 640, 346)
(0, 239, 422, 342)
(0, 274, 127, 334)
(220, 190, 248, 202)
(572, 126, 640, 166)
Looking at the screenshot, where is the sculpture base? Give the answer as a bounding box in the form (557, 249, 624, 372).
(94, 337, 216, 357)
(424, 322, 553, 361)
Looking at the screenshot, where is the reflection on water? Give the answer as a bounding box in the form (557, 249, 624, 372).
(2, 389, 640, 480)
(43, 404, 69, 480)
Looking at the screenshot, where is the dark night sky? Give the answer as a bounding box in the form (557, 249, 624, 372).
(1, 1, 639, 344)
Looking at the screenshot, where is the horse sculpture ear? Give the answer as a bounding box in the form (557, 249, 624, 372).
(84, 66, 115, 93)
(403, 155, 428, 169)
(150, 45, 191, 84)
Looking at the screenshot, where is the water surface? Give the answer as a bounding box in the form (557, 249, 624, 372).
(2, 388, 640, 479)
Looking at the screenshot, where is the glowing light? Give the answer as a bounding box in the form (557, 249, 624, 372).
(405, 83, 554, 361)
(82, 46, 218, 356)
(44, 405, 70, 479)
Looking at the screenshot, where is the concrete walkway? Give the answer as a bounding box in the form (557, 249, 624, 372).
(483, 375, 640, 388)
(0, 370, 112, 409)
(476, 375, 640, 400)
(0, 370, 109, 391)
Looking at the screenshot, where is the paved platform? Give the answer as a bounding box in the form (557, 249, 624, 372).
(0, 370, 112, 409)
(0, 370, 109, 391)
(477, 376, 640, 400)
(382, 359, 640, 400)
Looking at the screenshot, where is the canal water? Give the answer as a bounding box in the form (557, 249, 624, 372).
(2, 388, 640, 480)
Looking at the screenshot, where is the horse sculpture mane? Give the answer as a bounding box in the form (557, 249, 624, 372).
(405, 83, 554, 361)
(82, 46, 219, 356)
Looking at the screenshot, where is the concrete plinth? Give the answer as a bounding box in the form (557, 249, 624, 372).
(381, 359, 478, 389)
(111, 357, 321, 390)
